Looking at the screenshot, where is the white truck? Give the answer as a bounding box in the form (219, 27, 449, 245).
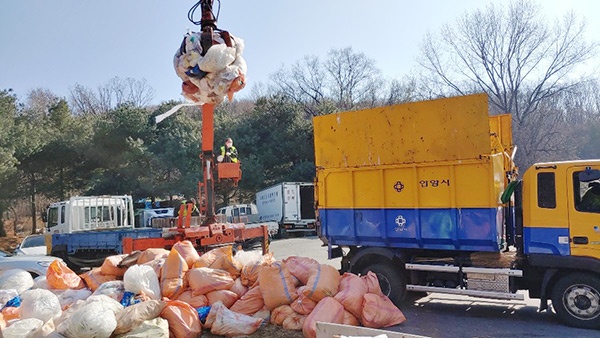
(255, 182, 316, 237)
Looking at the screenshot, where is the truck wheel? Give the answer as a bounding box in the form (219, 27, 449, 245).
(361, 263, 407, 306)
(551, 273, 600, 329)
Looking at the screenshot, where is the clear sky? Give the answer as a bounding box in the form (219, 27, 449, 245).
(1, 0, 598, 105)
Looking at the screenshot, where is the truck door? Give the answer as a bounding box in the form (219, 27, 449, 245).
(284, 184, 300, 222)
(567, 166, 600, 259)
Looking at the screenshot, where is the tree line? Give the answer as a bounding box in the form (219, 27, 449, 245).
(1, 0, 599, 236)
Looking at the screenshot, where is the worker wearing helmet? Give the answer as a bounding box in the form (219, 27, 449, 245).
(218, 137, 238, 163)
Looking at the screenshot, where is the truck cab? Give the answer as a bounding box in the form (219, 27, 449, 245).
(216, 204, 260, 223)
(46, 195, 135, 234)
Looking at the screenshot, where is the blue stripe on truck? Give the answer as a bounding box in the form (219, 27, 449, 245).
(320, 207, 502, 252)
(523, 226, 570, 256)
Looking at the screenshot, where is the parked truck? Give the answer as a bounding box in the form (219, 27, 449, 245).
(313, 93, 600, 329)
(256, 182, 316, 237)
(44, 195, 271, 270)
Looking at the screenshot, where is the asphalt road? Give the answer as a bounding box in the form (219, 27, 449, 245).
(267, 236, 600, 338)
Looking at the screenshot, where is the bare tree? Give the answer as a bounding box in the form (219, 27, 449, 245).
(325, 47, 381, 110)
(271, 55, 327, 116)
(69, 77, 155, 115)
(418, 0, 597, 166)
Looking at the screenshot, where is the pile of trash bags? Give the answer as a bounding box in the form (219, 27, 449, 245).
(0, 241, 406, 338)
(173, 31, 247, 105)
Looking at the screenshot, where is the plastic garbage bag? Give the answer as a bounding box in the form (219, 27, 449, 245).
(114, 317, 169, 338)
(84, 295, 123, 316)
(160, 300, 201, 338)
(0, 289, 20, 309)
(46, 260, 84, 290)
(302, 297, 345, 338)
(175, 290, 207, 308)
(93, 280, 125, 302)
(2, 318, 44, 338)
(57, 301, 117, 338)
(207, 301, 263, 336)
(334, 272, 368, 318)
(100, 254, 127, 276)
(160, 249, 188, 299)
(114, 299, 166, 335)
(173, 31, 247, 104)
(240, 252, 275, 287)
(57, 289, 92, 310)
(361, 293, 406, 328)
(291, 286, 317, 315)
(188, 267, 234, 295)
(258, 262, 297, 310)
(0, 269, 35, 294)
(32, 276, 50, 290)
(123, 265, 160, 300)
(172, 240, 200, 269)
(282, 256, 319, 285)
(80, 268, 118, 292)
(19, 289, 62, 322)
(230, 286, 264, 316)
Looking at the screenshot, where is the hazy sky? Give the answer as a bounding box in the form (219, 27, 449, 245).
(1, 0, 598, 105)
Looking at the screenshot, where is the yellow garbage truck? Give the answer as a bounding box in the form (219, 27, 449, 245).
(313, 93, 600, 329)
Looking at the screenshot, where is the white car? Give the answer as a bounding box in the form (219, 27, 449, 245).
(14, 234, 47, 256)
(0, 250, 61, 278)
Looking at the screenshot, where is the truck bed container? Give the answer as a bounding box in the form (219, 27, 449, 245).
(314, 94, 513, 252)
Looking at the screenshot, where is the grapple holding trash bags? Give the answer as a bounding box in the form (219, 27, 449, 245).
(173, 0, 246, 105)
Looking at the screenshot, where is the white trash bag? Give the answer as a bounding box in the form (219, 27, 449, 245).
(19, 289, 62, 323)
(57, 301, 117, 338)
(123, 265, 160, 300)
(114, 317, 169, 338)
(2, 318, 44, 338)
(0, 269, 34, 294)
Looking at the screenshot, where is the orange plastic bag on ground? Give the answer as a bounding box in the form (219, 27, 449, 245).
(230, 286, 264, 316)
(194, 246, 231, 268)
(160, 300, 202, 338)
(229, 278, 248, 298)
(210, 253, 243, 279)
(270, 304, 295, 326)
(100, 254, 127, 276)
(206, 289, 238, 308)
(361, 271, 384, 296)
(142, 257, 165, 278)
(302, 264, 340, 302)
(291, 286, 317, 315)
(206, 301, 263, 336)
(258, 262, 297, 310)
(343, 309, 360, 326)
(137, 248, 169, 265)
(282, 312, 306, 331)
(172, 240, 200, 269)
(361, 293, 406, 328)
(334, 272, 368, 318)
(1, 307, 20, 321)
(176, 290, 208, 308)
(302, 297, 345, 338)
(161, 250, 189, 299)
(282, 256, 319, 285)
(188, 267, 234, 296)
(80, 268, 118, 292)
(47, 260, 85, 290)
(240, 252, 275, 287)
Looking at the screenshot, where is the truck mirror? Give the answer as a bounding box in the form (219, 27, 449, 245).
(41, 211, 47, 223)
(579, 168, 600, 182)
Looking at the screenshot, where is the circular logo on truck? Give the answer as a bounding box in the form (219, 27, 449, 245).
(394, 181, 405, 192)
(394, 215, 407, 232)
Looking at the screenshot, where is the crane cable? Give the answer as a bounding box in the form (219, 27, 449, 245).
(188, 0, 221, 26)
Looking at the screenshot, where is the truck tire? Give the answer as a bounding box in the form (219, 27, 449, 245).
(551, 273, 600, 329)
(361, 263, 407, 306)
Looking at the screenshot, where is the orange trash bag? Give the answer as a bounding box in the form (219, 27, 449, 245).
(302, 297, 345, 338)
(302, 264, 340, 302)
(176, 290, 208, 308)
(100, 254, 127, 276)
(291, 286, 317, 315)
(161, 249, 189, 299)
(206, 289, 238, 308)
(229, 286, 264, 316)
(172, 240, 200, 269)
(334, 272, 367, 318)
(343, 309, 360, 326)
(258, 262, 297, 310)
(160, 300, 202, 338)
(240, 252, 275, 287)
(282, 256, 319, 285)
(361, 293, 406, 328)
(80, 268, 118, 292)
(188, 267, 234, 296)
(194, 245, 231, 268)
(282, 312, 306, 331)
(361, 271, 384, 296)
(47, 260, 85, 290)
(269, 304, 295, 326)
